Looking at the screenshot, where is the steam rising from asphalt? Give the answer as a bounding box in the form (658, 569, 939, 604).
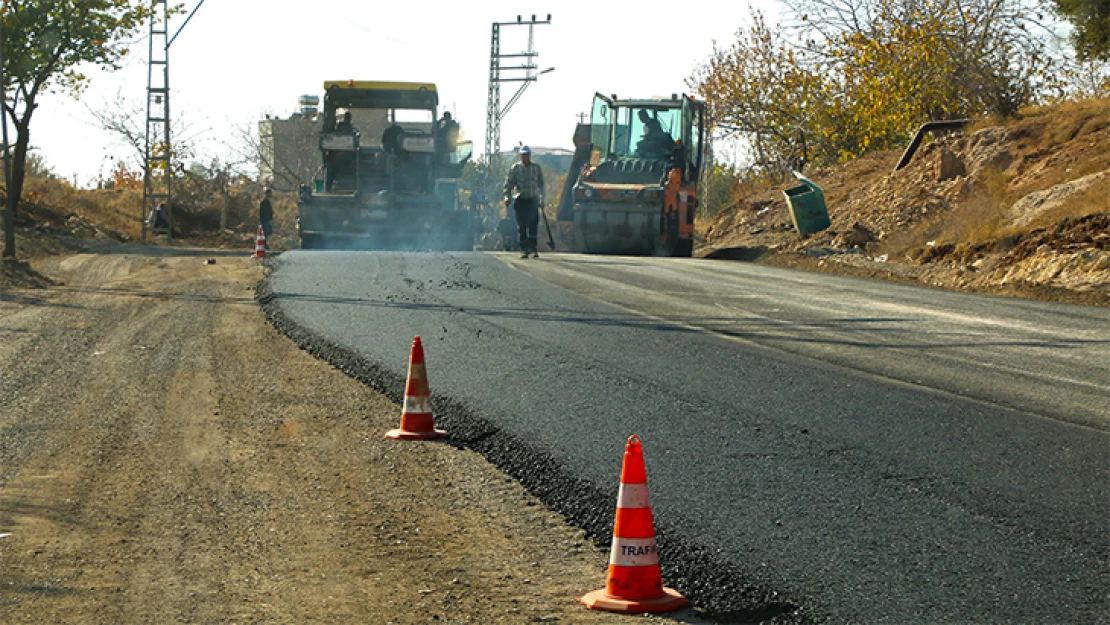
(300, 222, 476, 252)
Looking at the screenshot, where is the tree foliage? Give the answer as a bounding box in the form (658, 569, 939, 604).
(89, 90, 197, 174)
(1051, 0, 1110, 62)
(691, 0, 1066, 180)
(691, 12, 831, 178)
(2, 0, 153, 257)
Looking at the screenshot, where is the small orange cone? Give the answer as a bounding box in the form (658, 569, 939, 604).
(385, 337, 447, 440)
(252, 226, 267, 258)
(581, 435, 688, 614)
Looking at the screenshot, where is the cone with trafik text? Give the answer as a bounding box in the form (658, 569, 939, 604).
(252, 226, 267, 258)
(580, 434, 688, 614)
(385, 336, 447, 440)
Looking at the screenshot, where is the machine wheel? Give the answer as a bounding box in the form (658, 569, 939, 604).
(456, 231, 475, 251)
(656, 212, 680, 257)
(300, 233, 320, 249)
(655, 212, 694, 257)
(572, 211, 588, 253)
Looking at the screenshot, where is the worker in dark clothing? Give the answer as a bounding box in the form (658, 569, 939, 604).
(147, 202, 173, 235)
(435, 111, 460, 164)
(382, 123, 405, 154)
(336, 111, 355, 133)
(259, 188, 274, 248)
(636, 109, 672, 158)
(503, 146, 544, 258)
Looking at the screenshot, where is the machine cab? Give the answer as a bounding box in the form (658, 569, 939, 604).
(316, 81, 471, 195)
(586, 93, 704, 183)
(679, 95, 705, 184)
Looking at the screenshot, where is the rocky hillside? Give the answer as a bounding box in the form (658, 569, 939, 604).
(700, 98, 1109, 306)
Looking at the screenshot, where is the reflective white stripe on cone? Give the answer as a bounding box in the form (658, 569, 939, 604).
(386, 336, 446, 440)
(252, 226, 267, 258)
(581, 435, 687, 614)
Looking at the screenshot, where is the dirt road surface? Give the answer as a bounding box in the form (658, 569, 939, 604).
(0, 249, 709, 624)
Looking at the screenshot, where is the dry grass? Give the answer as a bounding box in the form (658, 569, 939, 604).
(1005, 99, 1110, 191)
(1015, 176, 1110, 232)
(913, 98, 1110, 249)
(22, 177, 146, 239)
(14, 174, 278, 244)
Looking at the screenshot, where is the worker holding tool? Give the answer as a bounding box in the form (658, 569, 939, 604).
(504, 146, 544, 259)
(259, 188, 274, 248)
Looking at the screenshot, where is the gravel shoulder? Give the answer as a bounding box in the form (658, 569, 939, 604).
(0, 249, 709, 624)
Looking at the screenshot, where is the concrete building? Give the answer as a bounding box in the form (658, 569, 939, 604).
(258, 95, 432, 191)
(258, 95, 323, 191)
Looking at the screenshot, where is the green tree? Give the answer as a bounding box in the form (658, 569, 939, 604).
(2, 0, 152, 258)
(1052, 0, 1110, 62)
(692, 0, 1063, 178)
(786, 0, 1058, 118)
(691, 10, 834, 180)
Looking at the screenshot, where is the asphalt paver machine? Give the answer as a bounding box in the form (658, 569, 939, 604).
(297, 81, 473, 250)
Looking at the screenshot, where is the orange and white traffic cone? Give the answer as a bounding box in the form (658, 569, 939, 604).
(581, 435, 688, 614)
(385, 336, 447, 440)
(252, 226, 267, 258)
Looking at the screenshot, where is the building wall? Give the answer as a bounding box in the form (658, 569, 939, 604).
(258, 111, 436, 191)
(259, 114, 323, 191)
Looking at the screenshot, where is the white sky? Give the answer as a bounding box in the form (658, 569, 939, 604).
(29, 0, 779, 187)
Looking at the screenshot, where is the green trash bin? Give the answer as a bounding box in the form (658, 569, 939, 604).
(783, 172, 830, 237)
(314, 179, 325, 193)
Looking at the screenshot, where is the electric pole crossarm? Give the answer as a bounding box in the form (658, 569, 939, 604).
(485, 14, 553, 174)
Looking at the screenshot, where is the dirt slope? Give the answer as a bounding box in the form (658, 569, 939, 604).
(0, 250, 717, 624)
(701, 98, 1110, 306)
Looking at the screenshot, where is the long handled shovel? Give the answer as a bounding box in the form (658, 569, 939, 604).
(540, 202, 555, 251)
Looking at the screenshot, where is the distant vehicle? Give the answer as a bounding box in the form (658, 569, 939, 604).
(297, 81, 474, 250)
(560, 92, 705, 256)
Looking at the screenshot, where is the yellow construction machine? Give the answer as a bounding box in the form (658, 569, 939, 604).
(297, 81, 473, 250)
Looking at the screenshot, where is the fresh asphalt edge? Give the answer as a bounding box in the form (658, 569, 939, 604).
(256, 267, 812, 624)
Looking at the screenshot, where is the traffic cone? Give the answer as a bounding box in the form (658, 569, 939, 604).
(252, 226, 267, 258)
(581, 435, 688, 614)
(385, 337, 447, 440)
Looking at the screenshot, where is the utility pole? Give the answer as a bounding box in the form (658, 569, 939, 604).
(142, 0, 171, 241)
(485, 14, 553, 181)
(142, 0, 205, 241)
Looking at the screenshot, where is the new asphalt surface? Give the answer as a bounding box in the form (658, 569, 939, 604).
(261, 251, 1109, 624)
